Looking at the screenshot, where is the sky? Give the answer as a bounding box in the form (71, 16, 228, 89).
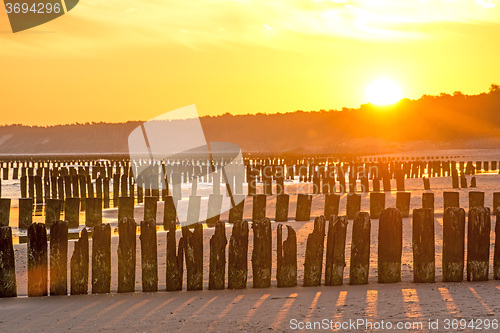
(0, 0, 500, 125)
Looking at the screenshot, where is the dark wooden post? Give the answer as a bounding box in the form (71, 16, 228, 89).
(276, 224, 297, 288)
(443, 192, 459, 211)
(163, 196, 178, 230)
(118, 197, 135, 221)
(396, 192, 411, 218)
(141, 219, 158, 292)
(144, 196, 158, 222)
(85, 198, 102, 227)
(423, 177, 430, 190)
(206, 194, 223, 227)
(378, 208, 402, 283)
(65, 197, 80, 228)
(442, 207, 465, 282)
(372, 176, 380, 192)
(70, 229, 89, 295)
(296, 194, 312, 221)
(166, 224, 183, 291)
(228, 220, 249, 289)
(324, 194, 340, 220)
(92, 223, 111, 294)
(182, 223, 203, 291)
(349, 212, 370, 285)
(0, 199, 10, 227)
(252, 218, 272, 288)
(252, 194, 266, 221)
(45, 198, 62, 228)
(28, 223, 48, 297)
(303, 216, 326, 287)
(451, 169, 459, 188)
(346, 193, 361, 220)
(50, 220, 68, 296)
(18, 198, 33, 229)
(275, 194, 289, 222)
(325, 215, 348, 286)
(470, 177, 477, 188)
(469, 191, 485, 209)
(103, 177, 110, 209)
(467, 207, 490, 281)
(228, 195, 246, 223)
(412, 209, 435, 283)
(369, 192, 385, 219)
(422, 192, 434, 212)
(118, 217, 137, 293)
(0, 226, 17, 297)
(460, 172, 467, 188)
(396, 172, 405, 192)
(494, 211, 500, 280)
(493, 192, 500, 215)
(382, 172, 391, 192)
(21, 175, 27, 198)
(209, 221, 227, 290)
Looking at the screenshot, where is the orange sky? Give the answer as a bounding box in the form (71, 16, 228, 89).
(1, 0, 500, 125)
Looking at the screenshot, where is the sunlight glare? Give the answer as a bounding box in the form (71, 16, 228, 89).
(365, 78, 403, 105)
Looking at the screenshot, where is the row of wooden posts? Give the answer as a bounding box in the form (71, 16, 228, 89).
(0, 205, 499, 298)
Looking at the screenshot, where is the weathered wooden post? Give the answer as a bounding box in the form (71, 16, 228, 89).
(423, 177, 430, 190)
(469, 191, 485, 209)
(443, 192, 459, 211)
(206, 194, 223, 228)
(276, 224, 297, 288)
(18, 198, 33, 230)
(144, 196, 158, 223)
(182, 223, 203, 291)
(422, 192, 434, 212)
(396, 172, 405, 192)
(228, 195, 246, 223)
(252, 194, 266, 221)
(442, 207, 465, 282)
(412, 209, 435, 283)
(117, 217, 137, 293)
(470, 177, 477, 188)
(325, 215, 348, 286)
(349, 212, 371, 285)
(64, 197, 79, 229)
(28, 223, 48, 297)
(0, 199, 11, 227)
(209, 221, 227, 290)
(21, 175, 27, 198)
(296, 194, 312, 221)
(275, 194, 290, 222)
(460, 172, 467, 188)
(378, 208, 402, 283)
(369, 192, 385, 219)
(45, 198, 62, 228)
(494, 211, 500, 280)
(346, 193, 361, 220)
(70, 229, 88, 295)
(493, 192, 500, 215)
(451, 169, 459, 188)
(103, 177, 110, 208)
(382, 172, 391, 192)
(324, 193, 340, 220)
(163, 196, 178, 230)
(303, 216, 326, 287)
(50, 220, 68, 296)
(252, 218, 272, 288)
(372, 176, 380, 192)
(141, 219, 158, 292)
(166, 224, 184, 291)
(186, 195, 201, 225)
(118, 197, 135, 221)
(0, 226, 17, 297)
(467, 207, 490, 281)
(228, 220, 249, 289)
(85, 198, 102, 227)
(396, 192, 411, 218)
(79, 175, 87, 211)
(92, 225, 111, 292)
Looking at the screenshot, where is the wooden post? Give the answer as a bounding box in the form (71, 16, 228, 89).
(412, 209, 435, 283)
(346, 193, 361, 220)
(372, 176, 380, 192)
(182, 223, 203, 291)
(396, 192, 411, 218)
(276, 224, 297, 288)
(443, 192, 459, 211)
(209, 221, 227, 290)
(469, 191, 485, 209)
(324, 194, 340, 220)
(0, 226, 17, 297)
(303, 216, 326, 287)
(396, 172, 405, 192)
(70, 229, 88, 295)
(422, 192, 434, 212)
(85, 198, 102, 227)
(460, 172, 467, 188)
(451, 169, 459, 188)
(103, 177, 110, 208)
(92, 224, 111, 294)
(50, 220, 68, 296)
(467, 207, 490, 281)
(228, 195, 246, 223)
(166, 224, 183, 291)
(252, 194, 266, 221)
(28, 223, 48, 297)
(442, 207, 465, 282)
(349, 212, 371, 285)
(141, 219, 158, 292)
(228, 220, 249, 289)
(369, 192, 385, 219)
(65, 197, 80, 228)
(382, 172, 391, 192)
(0, 199, 11, 227)
(493, 192, 500, 215)
(296, 194, 312, 221)
(494, 211, 500, 280)
(45, 198, 62, 228)
(423, 177, 430, 190)
(118, 197, 135, 221)
(325, 215, 348, 286)
(19, 198, 34, 230)
(470, 177, 477, 188)
(252, 218, 272, 288)
(378, 208, 402, 283)
(275, 194, 289, 222)
(163, 196, 178, 230)
(206, 194, 223, 228)
(118, 217, 137, 293)
(186, 196, 201, 225)
(144, 196, 158, 223)
(21, 175, 27, 198)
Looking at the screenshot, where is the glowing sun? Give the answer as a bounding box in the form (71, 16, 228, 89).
(365, 78, 403, 105)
